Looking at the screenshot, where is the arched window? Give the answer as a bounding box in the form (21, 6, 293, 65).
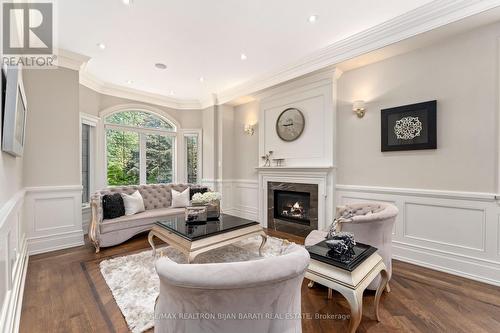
(104, 110, 176, 186)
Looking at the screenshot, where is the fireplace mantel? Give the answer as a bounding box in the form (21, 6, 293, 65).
(255, 166, 335, 172)
(257, 166, 335, 231)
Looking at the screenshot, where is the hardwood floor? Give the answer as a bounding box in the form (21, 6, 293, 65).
(20, 230, 500, 333)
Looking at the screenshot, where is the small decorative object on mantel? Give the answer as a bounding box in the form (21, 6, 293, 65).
(185, 206, 208, 223)
(272, 158, 285, 167)
(191, 191, 222, 219)
(276, 107, 305, 142)
(381, 100, 437, 152)
(261, 150, 274, 167)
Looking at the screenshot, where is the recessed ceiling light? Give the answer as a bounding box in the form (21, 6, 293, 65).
(240, 53, 247, 60)
(122, 0, 133, 5)
(169, 90, 175, 96)
(199, 77, 205, 83)
(97, 43, 106, 49)
(155, 63, 167, 70)
(308, 15, 318, 23)
(126, 80, 134, 84)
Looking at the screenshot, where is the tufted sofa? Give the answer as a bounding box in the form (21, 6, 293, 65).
(89, 184, 207, 253)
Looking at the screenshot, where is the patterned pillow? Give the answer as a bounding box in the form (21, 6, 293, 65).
(102, 193, 125, 220)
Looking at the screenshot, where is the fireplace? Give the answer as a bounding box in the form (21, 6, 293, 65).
(274, 190, 310, 225)
(268, 182, 318, 237)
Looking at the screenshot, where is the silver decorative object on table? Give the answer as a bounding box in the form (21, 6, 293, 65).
(185, 206, 208, 223)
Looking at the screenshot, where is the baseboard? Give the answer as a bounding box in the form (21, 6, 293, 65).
(28, 230, 85, 255)
(0, 236, 29, 333)
(393, 242, 500, 287)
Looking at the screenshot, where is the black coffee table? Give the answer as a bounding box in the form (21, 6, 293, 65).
(148, 213, 267, 263)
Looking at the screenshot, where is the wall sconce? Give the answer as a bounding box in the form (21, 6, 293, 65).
(352, 100, 366, 118)
(244, 124, 255, 136)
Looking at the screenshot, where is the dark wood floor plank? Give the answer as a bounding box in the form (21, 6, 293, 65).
(20, 231, 500, 333)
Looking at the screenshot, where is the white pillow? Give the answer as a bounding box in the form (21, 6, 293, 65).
(171, 188, 190, 208)
(121, 190, 145, 216)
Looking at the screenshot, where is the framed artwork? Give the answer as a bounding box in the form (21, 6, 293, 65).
(276, 107, 305, 142)
(381, 100, 437, 152)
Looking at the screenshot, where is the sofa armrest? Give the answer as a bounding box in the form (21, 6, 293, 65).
(89, 193, 103, 253)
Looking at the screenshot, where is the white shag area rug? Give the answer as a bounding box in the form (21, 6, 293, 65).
(99, 236, 293, 333)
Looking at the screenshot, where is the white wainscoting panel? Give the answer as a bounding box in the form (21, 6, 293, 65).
(0, 190, 28, 333)
(25, 185, 84, 255)
(336, 184, 500, 286)
(226, 180, 259, 221)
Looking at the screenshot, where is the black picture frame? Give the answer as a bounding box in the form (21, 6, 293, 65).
(381, 100, 437, 152)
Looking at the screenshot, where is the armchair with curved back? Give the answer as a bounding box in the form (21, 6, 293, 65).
(154, 244, 310, 333)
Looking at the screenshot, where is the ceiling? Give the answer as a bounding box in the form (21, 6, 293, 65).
(57, 0, 436, 105)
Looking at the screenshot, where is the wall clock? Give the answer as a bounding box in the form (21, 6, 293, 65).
(276, 108, 305, 142)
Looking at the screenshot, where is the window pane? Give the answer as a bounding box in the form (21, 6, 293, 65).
(186, 135, 199, 184)
(146, 134, 173, 184)
(106, 111, 174, 131)
(82, 124, 90, 203)
(106, 129, 140, 185)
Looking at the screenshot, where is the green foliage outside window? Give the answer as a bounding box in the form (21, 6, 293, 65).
(106, 129, 140, 186)
(106, 111, 174, 186)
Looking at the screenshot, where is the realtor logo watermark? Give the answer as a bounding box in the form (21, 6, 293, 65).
(2, 1, 56, 68)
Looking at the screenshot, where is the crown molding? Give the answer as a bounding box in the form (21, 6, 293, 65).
(56, 49, 90, 71)
(57, 0, 500, 110)
(215, 0, 500, 105)
(56, 49, 204, 110)
(78, 70, 203, 110)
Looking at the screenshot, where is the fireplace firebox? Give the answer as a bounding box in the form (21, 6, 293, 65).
(268, 182, 318, 237)
(274, 190, 310, 225)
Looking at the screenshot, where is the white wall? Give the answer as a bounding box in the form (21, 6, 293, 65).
(0, 72, 27, 333)
(259, 73, 335, 168)
(233, 101, 260, 180)
(337, 21, 500, 193)
(22, 68, 84, 254)
(335, 22, 500, 285)
(23, 68, 81, 187)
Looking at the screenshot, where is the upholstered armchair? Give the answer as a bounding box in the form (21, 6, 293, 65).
(154, 244, 310, 333)
(305, 202, 398, 291)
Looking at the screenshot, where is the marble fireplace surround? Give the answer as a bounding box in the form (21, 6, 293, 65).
(257, 167, 335, 233)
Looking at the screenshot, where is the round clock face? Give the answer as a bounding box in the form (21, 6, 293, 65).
(276, 108, 305, 142)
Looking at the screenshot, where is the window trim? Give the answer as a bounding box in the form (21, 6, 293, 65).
(80, 113, 99, 207)
(180, 129, 203, 184)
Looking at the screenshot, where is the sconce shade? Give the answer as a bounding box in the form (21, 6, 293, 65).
(352, 100, 366, 118)
(244, 124, 255, 135)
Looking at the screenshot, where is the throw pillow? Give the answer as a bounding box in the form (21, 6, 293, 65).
(171, 188, 190, 208)
(189, 186, 208, 200)
(102, 193, 125, 220)
(121, 190, 146, 216)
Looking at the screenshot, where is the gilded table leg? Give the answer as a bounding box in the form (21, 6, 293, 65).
(259, 233, 268, 256)
(385, 282, 391, 293)
(148, 231, 156, 256)
(341, 288, 363, 333)
(374, 269, 389, 322)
